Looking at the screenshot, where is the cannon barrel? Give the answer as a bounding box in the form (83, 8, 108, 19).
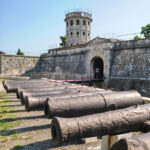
(24, 90, 111, 111)
(51, 104, 150, 146)
(16, 82, 84, 98)
(20, 87, 105, 105)
(4, 79, 67, 93)
(5, 81, 71, 97)
(19, 84, 96, 103)
(111, 131, 150, 150)
(45, 91, 143, 118)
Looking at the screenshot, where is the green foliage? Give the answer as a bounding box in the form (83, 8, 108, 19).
(17, 48, 24, 55)
(141, 24, 150, 38)
(59, 36, 66, 47)
(12, 144, 23, 150)
(134, 35, 141, 40)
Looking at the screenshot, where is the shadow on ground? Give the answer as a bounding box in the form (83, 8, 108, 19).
(0, 104, 22, 107)
(0, 124, 51, 136)
(10, 139, 54, 150)
(0, 109, 25, 113)
(0, 115, 46, 122)
(0, 100, 19, 103)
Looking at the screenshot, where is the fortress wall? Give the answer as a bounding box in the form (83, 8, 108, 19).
(40, 48, 89, 80)
(40, 41, 113, 80)
(0, 54, 40, 76)
(108, 39, 150, 96)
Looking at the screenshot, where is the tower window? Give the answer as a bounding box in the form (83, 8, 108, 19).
(88, 21, 90, 25)
(83, 32, 85, 36)
(77, 31, 79, 35)
(83, 20, 86, 25)
(67, 21, 68, 27)
(76, 20, 80, 25)
(88, 33, 90, 36)
(70, 20, 73, 26)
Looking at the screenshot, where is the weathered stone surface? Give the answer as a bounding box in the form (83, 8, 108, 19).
(0, 54, 40, 75)
(39, 37, 113, 80)
(108, 39, 150, 96)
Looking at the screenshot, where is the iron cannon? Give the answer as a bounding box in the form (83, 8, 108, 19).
(51, 104, 150, 146)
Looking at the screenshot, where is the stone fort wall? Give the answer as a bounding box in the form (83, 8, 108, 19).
(40, 47, 88, 80)
(0, 54, 40, 76)
(108, 39, 150, 96)
(39, 39, 113, 80)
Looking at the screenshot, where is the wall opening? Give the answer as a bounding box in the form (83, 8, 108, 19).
(91, 57, 104, 80)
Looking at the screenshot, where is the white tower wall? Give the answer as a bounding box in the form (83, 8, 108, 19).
(65, 12, 92, 46)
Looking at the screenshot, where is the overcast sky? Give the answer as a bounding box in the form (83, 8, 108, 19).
(0, 0, 150, 56)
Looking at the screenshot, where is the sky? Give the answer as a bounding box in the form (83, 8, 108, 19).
(0, 0, 150, 56)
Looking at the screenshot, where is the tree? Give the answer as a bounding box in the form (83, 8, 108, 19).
(134, 35, 141, 40)
(59, 36, 66, 47)
(17, 48, 24, 55)
(141, 24, 150, 38)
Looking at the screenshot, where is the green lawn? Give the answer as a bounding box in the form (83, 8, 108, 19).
(0, 92, 22, 149)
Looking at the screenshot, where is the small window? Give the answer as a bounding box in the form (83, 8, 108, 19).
(70, 20, 73, 26)
(76, 20, 80, 25)
(71, 32, 73, 35)
(88, 21, 90, 25)
(77, 31, 79, 35)
(67, 21, 68, 27)
(83, 32, 85, 36)
(83, 20, 86, 25)
(88, 33, 90, 36)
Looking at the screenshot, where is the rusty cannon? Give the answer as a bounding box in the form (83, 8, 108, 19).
(24, 89, 111, 111)
(3, 80, 52, 93)
(4, 80, 71, 98)
(18, 84, 93, 104)
(45, 91, 143, 118)
(51, 104, 150, 146)
(3, 79, 67, 92)
(111, 132, 150, 150)
(16, 82, 84, 99)
(20, 87, 106, 105)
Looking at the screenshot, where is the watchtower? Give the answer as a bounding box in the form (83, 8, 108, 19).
(65, 11, 92, 47)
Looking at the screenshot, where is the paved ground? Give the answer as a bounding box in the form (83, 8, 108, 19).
(0, 87, 101, 150)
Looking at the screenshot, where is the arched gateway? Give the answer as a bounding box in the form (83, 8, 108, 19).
(91, 57, 104, 80)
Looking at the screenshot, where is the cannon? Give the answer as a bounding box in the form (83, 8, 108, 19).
(24, 89, 111, 111)
(20, 87, 105, 105)
(4, 80, 70, 97)
(111, 131, 150, 150)
(4, 81, 55, 93)
(45, 91, 143, 118)
(18, 84, 92, 103)
(51, 104, 150, 146)
(16, 82, 84, 99)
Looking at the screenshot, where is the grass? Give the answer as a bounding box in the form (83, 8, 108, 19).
(0, 80, 34, 149)
(0, 92, 22, 149)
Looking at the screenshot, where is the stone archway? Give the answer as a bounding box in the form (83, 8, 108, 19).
(91, 56, 104, 79)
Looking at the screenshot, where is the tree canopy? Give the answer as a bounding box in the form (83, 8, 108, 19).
(59, 36, 66, 47)
(141, 24, 150, 38)
(134, 35, 141, 40)
(17, 48, 24, 55)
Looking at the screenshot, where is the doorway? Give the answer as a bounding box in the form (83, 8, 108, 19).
(91, 57, 104, 80)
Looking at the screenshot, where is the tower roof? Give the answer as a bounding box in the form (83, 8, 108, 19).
(65, 11, 92, 22)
